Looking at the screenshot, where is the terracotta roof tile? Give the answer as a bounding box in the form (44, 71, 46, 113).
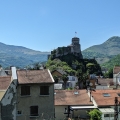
(55, 90, 93, 106)
(113, 66, 120, 74)
(17, 69, 54, 84)
(92, 89, 120, 106)
(97, 78, 113, 86)
(0, 76, 11, 90)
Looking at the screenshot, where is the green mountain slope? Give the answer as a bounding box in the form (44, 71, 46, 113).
(101, 54, 120, 69)
(82, 36, 120, 64)
(0, 42, 50, 68)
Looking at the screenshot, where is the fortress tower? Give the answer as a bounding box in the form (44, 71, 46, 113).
(50, 36, 83, 59)
(71, 37, 83, 58)
(72, 37, 81, 53)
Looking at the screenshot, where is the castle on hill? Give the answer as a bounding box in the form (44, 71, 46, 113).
(51, 37, 83, 59)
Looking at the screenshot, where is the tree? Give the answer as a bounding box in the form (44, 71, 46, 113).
(76, 69, 88, 89)
(62, 74, 68, 89)
(104, 67, 113, 78)
(53, 75, 59, 83)
(88, 109, 102, 120)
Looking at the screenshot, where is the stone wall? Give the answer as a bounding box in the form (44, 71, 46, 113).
(1, 80, 17, 120)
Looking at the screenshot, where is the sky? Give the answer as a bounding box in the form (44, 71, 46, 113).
(0, 0, 120, 52)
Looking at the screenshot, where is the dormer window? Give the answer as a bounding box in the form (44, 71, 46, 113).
(103, 93, 110, 97)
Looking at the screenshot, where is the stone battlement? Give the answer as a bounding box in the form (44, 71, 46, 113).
(51, 37, 83, 59)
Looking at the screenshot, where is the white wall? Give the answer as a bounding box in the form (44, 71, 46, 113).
(55, 106, 68, 120)
(67, 76, 78, 88)
(113, 74, 120, 85)
(55, 105, 90, 120)
(96, 85, 109, 90)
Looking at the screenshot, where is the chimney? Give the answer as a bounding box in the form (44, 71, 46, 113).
(11, 67, 17, 80)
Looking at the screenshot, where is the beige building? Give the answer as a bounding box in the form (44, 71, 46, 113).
(55, 90, 97, 120)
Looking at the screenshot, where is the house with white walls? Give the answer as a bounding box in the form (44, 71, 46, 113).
(113, 66, 120, 87)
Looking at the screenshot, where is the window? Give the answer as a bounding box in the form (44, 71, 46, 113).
(17, 111, 22, 115)
(103, 93, 110, 97)
(40, 86, 49, 95)
(30, 106, 38, 116)
(110, 114, 114, 117)
(104, 114, 109, 117)
(21, 86, 30, 96)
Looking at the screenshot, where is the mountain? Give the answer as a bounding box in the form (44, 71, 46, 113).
(0, 42, 50, 68)
(101, 54, 120, 69)
(82, 36, 120, 64)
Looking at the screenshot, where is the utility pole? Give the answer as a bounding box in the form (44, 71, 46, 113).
(114, 97, 119, 120)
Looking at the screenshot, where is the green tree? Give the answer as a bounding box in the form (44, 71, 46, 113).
(76, 69, 88, 89)
(88, 109, 102, 120)
(62, 74, 68, 89)
(53, 75, 59, 83)
(104, 68, 113, 78)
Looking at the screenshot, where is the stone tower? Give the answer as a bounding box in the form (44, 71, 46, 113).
(71, 37, 83, 58)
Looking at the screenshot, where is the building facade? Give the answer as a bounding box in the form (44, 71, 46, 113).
(1, 68, 55, 120)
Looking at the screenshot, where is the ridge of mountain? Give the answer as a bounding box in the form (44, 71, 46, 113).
(0, 42, 50, 68)
(0, 36, 120, 68)
(82, 36, 120, 64)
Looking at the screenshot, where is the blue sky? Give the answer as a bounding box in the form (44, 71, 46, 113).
(0, 0, 120, 52)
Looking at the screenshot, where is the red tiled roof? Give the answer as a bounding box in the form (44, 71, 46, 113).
(92, 89, 120, 106)
(0, 76, 11, 90)
(97, 78, 113, 86)
(113, 66, 120, 74)
(17, 69, 54, 84)
(55, 90, 93, 106)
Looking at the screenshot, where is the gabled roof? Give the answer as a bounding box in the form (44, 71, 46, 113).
(113, 66, 120, 74)
(55, 90, 93, 106)
(52, 69, 67, 75)
(0, 76, 11, 90)
(0, 69, 8, 76)
(92, 89, 120, 106)
(17, 69, 54, 84)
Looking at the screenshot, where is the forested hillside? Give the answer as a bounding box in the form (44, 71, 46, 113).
(0, 42, 50, 68)
(82, 36, 120, 64)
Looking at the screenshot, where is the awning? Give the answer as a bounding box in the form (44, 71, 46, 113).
(99, 108, 115, 114)
(71, 106, 97, 109)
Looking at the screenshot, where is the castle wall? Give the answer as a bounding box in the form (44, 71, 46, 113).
(51, 37, 83, 59)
